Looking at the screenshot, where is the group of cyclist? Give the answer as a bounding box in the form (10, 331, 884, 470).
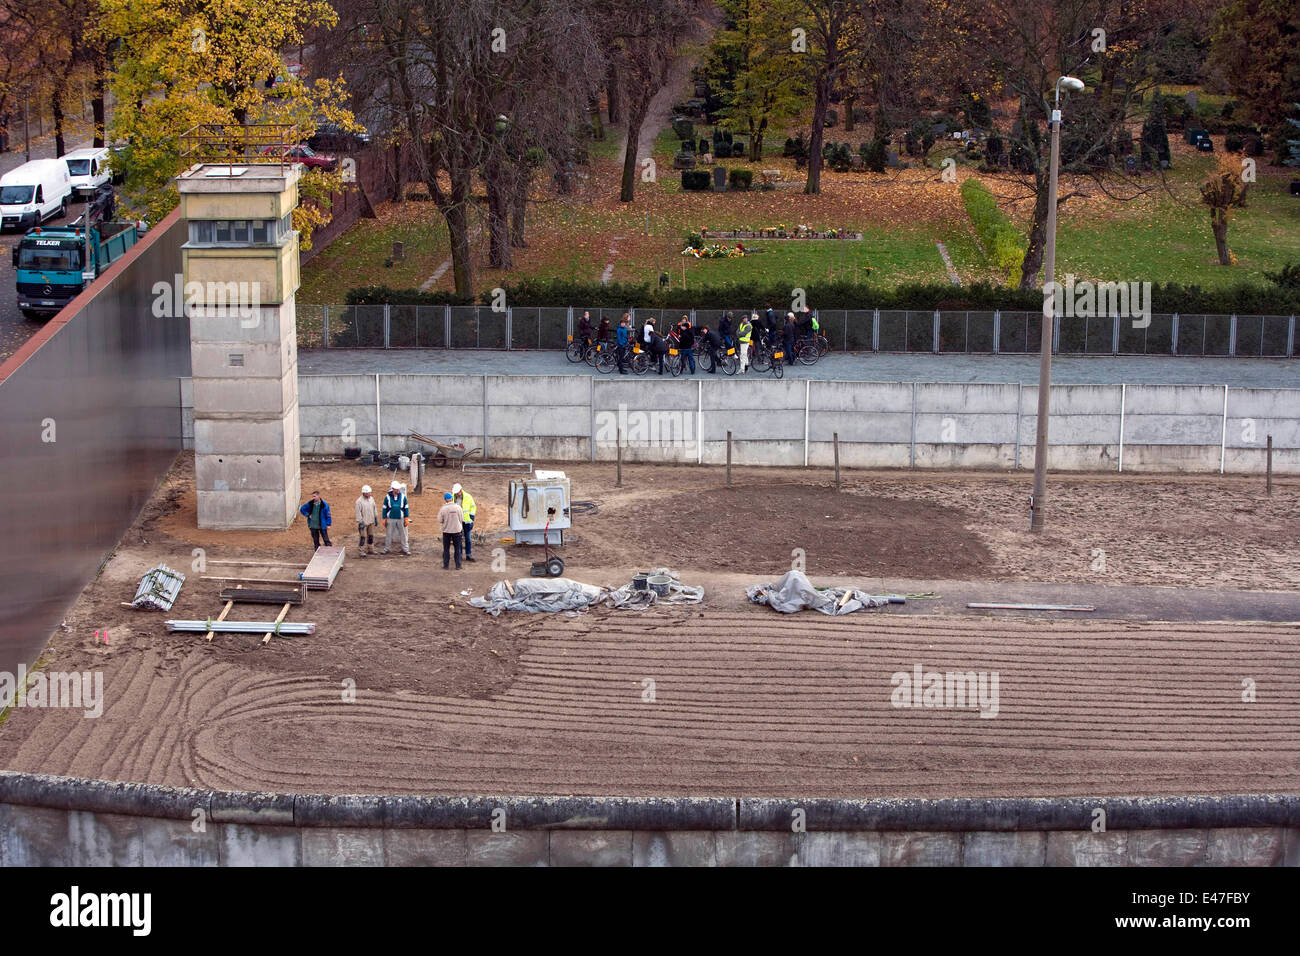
(573, 306, 825, 376)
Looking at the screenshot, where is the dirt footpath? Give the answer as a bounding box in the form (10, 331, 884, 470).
(0, 454, 1296, 796)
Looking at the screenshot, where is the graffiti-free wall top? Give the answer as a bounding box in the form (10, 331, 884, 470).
(176, 164, 300, 307)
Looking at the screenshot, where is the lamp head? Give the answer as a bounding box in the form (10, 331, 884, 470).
(1058, 76, 1085, 93)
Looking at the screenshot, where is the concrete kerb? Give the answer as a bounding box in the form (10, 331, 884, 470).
(3, 773, 1299, 832)
(739, 795, 1300, 831)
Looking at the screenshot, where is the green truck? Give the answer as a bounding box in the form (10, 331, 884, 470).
(12, 219, 139, 320)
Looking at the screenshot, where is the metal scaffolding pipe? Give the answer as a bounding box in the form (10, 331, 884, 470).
(166, 620, 315, 635)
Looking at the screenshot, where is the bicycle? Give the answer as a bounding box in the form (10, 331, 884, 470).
(594, 347, 618, 373)
(704, 345, 740, 375)
(813, 332, 830, 356)
(792, 337, 821, 366)
(565, 334, 593, 363)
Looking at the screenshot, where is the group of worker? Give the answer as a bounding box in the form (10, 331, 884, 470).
(577, 307, 820, 373)
(299, 481, 478, 570)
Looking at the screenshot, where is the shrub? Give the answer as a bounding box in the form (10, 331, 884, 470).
(681, 169, 711, 191)
(728, 168, 753, 190)
(860, 136, 889, 172)
(960, 178, 1025, 284)
(338, 280, 1300, 316)
(671, 117, 694, 141)
(680, 138, 694, 152)
(684, 232, 704, 250)
(984, 135, 1004, 162)
(1244, 135, 1264, 157)
(698, 138, 709, 154)
(1225, 134, 1244, 153)
(673, 150, 696, 169)
(714, 142, 731, 158)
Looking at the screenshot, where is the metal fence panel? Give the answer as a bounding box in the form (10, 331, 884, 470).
(540, 307, 570, 349)
(389, 305, 418, 348)
(966, 311, 996, 352)
(1203, 314, 1232, 355)
(450, 306, 479, 348)
(478, 308, 508, 349)
(878, 310, 906, 351)
(844, 310, 873, 351)
(330, 305, 385, 347)
(416, 306, 447, 348)
(905, 310, 934, 352)
(999, 312, 1031, 353)
(1085, 316, 1115, 354)
(1145, 314, 1175, 354)
(938, 312, 967, 352)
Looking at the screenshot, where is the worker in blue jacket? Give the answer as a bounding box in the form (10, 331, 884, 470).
(299, 491, 333, 550)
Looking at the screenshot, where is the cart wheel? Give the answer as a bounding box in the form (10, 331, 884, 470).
(547, 557, 565, 577)
(432, 455, 447, 467)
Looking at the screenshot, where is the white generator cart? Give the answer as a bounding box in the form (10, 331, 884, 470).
(508, 471, 571, 546)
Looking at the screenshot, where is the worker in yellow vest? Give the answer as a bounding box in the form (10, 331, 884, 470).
(452, 483, 477, 562)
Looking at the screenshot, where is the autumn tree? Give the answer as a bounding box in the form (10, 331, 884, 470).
(1209, 0, 1300, 164)
(607, 0, 703, 203)
(946, 0, 1182, 290)
(704, 0, 806, 162)
(99, 0, 352, 233)
(790, 0, 859, 194)
(1201, 155, 1249, 266)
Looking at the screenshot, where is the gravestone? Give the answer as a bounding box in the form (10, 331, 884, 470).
(713, 166, 728, 191)
(392, 241, 404, 261)
(885, 150, 900, 168)
(1185, 90, 1198, 111)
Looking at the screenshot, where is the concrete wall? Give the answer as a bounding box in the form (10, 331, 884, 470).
(0, 212, 189, 677)
(182, 375, 1300, 474)
(2, 773, 1296, 867)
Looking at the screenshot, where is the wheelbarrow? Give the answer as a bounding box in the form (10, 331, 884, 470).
(408, 431, 484, 468)
(529, 521, 565, 578)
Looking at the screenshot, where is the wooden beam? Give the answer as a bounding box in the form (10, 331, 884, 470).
(262, 603, 292, 645)
(206, 601, 233, 642)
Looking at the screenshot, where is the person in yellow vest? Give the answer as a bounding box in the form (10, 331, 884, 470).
(452, 482, 477, 562)
(738, 313, 754, 373)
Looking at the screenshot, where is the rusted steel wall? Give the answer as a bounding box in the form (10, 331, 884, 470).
(0, 211, 188, 676)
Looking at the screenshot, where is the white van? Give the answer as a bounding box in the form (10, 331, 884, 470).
(62, 147, 112, 199)
(0, 159, 72, 232)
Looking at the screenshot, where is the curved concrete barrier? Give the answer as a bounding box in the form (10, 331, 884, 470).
(2, 772, 1297, 866)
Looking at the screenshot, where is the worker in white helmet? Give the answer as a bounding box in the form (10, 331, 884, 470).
(354, 484, 378, 556)
(381, 480, 411, 555)
(451, 482, 477, 562)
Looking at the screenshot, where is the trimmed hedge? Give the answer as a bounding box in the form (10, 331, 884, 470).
(728, 168, 754, 190)
(339, 279, 1300, 314)
(961, 178, 1026, 283)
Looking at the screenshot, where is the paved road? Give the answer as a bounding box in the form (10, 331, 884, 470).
(298, 347, 1300, 387)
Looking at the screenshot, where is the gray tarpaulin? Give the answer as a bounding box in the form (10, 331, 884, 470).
(469, 568, 704, 616)
(746, 570, 904, 615)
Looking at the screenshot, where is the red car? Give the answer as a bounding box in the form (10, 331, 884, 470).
(261, 144, 338, 171)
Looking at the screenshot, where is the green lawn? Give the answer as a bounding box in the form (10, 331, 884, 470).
(1054, 157, 1300, 288)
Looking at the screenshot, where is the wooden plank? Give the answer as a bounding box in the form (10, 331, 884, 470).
(206, 601, 233, 642)
(207, 559, 304, 569)
(202, 575, 302, 585)
(262, 603, 292, 645)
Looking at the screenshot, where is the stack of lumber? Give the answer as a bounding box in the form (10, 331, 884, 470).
(300, 546, 345, 590)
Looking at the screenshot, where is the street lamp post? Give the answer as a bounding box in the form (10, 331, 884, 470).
(1029, 75, 1085, 532)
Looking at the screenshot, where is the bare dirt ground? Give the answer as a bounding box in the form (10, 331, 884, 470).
(2, 454, 1297, 797)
